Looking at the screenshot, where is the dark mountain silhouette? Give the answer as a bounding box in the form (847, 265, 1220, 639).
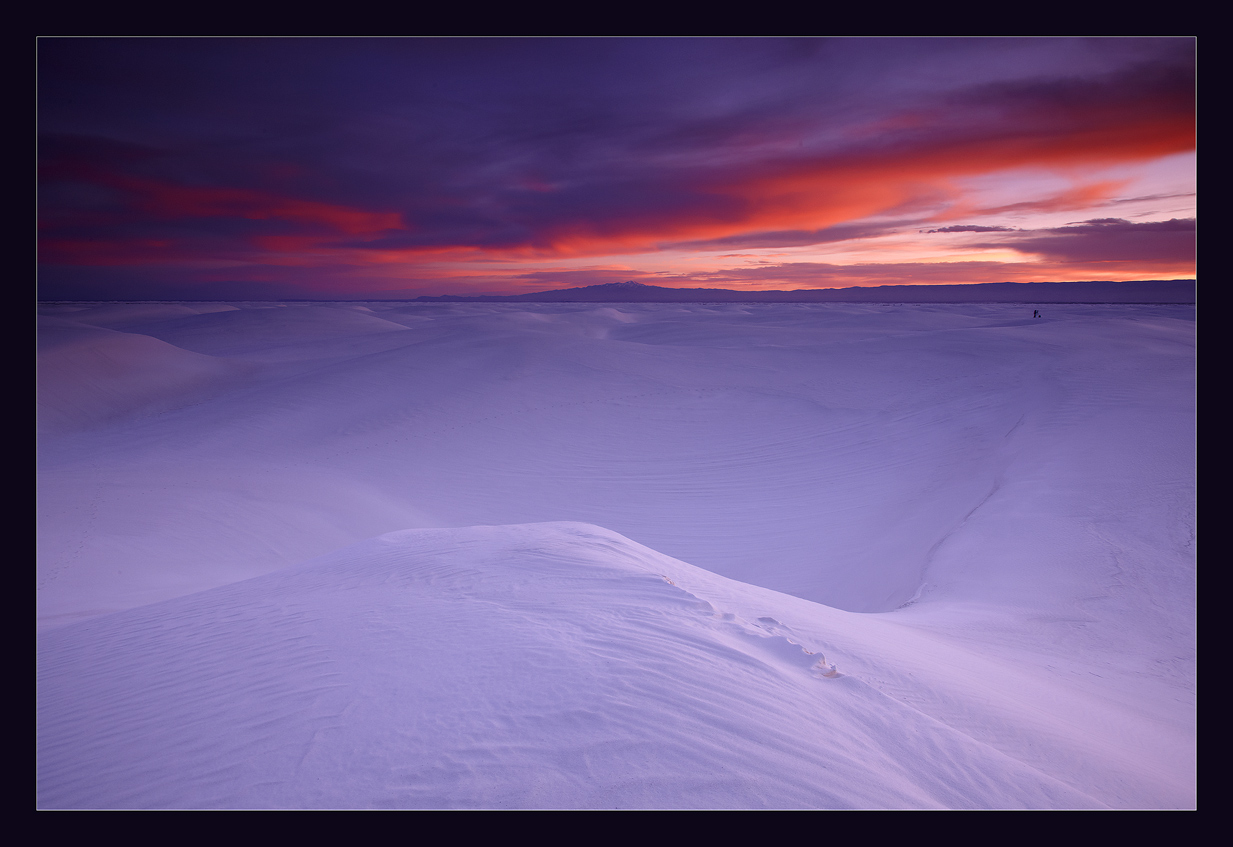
(415, 279, 1195, 304)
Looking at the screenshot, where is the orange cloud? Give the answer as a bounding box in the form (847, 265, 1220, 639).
(726, 115, 1193, 232)
(941, 180, 1132, 221)
(404, 108, 1195, 263)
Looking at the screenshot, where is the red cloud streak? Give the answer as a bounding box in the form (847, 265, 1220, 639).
(528, 112, 1194, 258)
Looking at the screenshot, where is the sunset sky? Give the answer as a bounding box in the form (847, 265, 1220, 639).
(38, 38, 1195, 300)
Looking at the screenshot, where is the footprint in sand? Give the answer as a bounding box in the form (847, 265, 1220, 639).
(661, 579, 843, 679)
(814, 661, 842, 679)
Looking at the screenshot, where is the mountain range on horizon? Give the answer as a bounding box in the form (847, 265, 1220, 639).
(35, 279, 1198, 305)
(414, 279, 1196, 304)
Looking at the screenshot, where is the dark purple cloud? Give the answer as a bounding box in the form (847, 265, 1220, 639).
(974, 218, 1195, 264)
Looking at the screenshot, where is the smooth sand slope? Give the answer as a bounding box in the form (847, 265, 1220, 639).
(37, 301, 1195, 808)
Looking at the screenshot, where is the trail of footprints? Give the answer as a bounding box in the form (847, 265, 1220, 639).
(659, 575, 842, 679)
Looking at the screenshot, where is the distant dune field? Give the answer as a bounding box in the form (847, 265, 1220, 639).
(37, 301, 1196, 808)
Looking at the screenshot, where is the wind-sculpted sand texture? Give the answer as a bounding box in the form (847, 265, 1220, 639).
(36, 302, 1195, 808)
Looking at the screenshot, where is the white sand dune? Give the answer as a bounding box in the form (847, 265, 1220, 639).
(36, 301, 1195, 808)
(37, 317, 253, 434)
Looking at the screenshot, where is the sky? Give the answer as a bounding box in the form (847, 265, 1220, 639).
(38, 37, 1196, 300)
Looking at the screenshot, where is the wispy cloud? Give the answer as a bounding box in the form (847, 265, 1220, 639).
(971, 217, 1195, 264)
(926, 225, 1019, 233)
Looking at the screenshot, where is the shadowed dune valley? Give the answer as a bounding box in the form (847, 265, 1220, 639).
(36, 300, 1196, 809)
